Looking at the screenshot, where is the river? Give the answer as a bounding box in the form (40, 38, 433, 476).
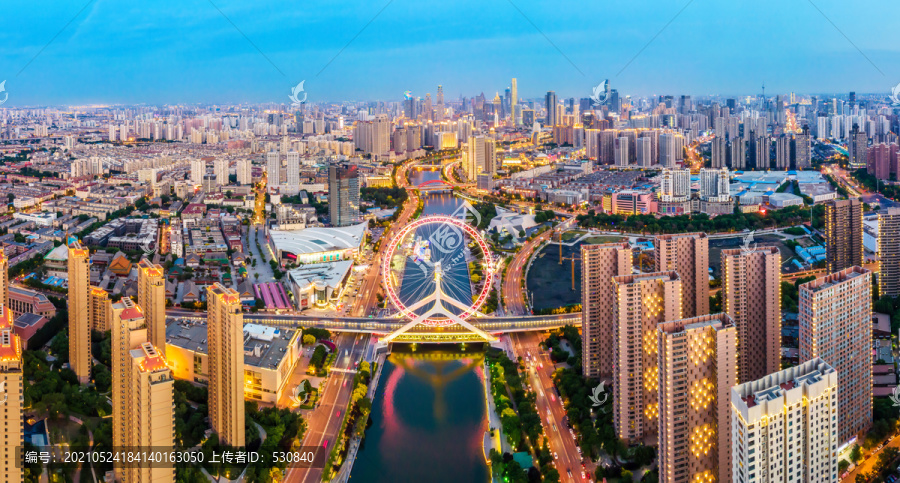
(350, 167, 490, 482)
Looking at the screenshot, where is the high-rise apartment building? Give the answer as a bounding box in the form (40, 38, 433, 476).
(0, 250, 7, 309)
(328, 163, 360, 227)
(286, 150, 300, 188)
(658, 168, 691, 202)
(581, 243, 631, 379)
(824, 198, 863, 273)
(731, 358, 839, 482)
(89, 287, 110, 332)
(462, 136, 498, 181)
(612, 271, 682, 443)
(190, 159, 205, 185)
(237, 158, 252, 185)
(510, 78, 518, 125)
(799, 266, 872, 443)
(124, 342, 175, 483)
(658, 313, 737, 483)
(699, 167, 731, 202)
(849, 123, 868, 169)
(110, 298, 149, 462)
(655, 233, 710, 318)
(207, 283, 246, 447)
(213, 158, 229, 186)
(659, 133, 678, 168)
(0, 306, 22, 481)
(880, 207, 900, 297)
(353, 115, 391, 156)
(68, 241, 92, 384)
(266, 151, 281, 186)
(138, 259, 167, 357)
(721, 246, 781, 382)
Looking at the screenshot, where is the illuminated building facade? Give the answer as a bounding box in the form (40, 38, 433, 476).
(658, 313, 737, 483)
(138, 259, 167, 357)
(731, 358, 838, 482)
(612, 271, 682, 443)
(207, 283, 246, 447)
(721, 246, 782, 382)
(581, 243, 631, 379)
(124, 342, 175, 483)
(799, 266, 872, 443)
(110, 297, 149, 459)
(89, 287, 110, 332)
(824, 198, 862, 273)
(0, 307, 22, 481)
(655, 233, 710, 318)
(68, 241, 92, 384)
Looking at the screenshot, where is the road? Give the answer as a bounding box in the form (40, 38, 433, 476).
(503, 219, 573, 316)
(510, 332, 592, 482)
(844, 432, 900, 481)
(284, 332, 369, 483)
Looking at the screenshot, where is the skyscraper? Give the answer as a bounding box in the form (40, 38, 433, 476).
(824, 198, 863, 272)
(68, 241, 92, 384)
(138, 259, 167, 357)
(658, 132, 677, 168)
(581, 243, 631, 379)
(190, 159, 205, 185)
(612, 271, 682, 443)
(658, 168, 691, 201)
(0, 306, 22, 482)
(545, 91, 558, 127)
(0, 250, 7, 310)
(731, 358, 839, 482)
(699, 167, 731, 202)
(510, 78, 518, 125)
(721, 246, 781, 383)
(328, 163, 360, 227)
(213, 158, 229, 186)
(799, 267, 872, 443)
(286, 150, 300, 189)
(849, 123, 868, 169)
(237, 158, 252, 185)
(266, 151, 281, 186)
(124, 342, 174, 482)
(658, 313, 737, 483)
(879, 207, 900, 297)
(110, 297, 149, 467)
(655, 233, 710, 318)
(207, 283, 246, 447)
(462, 136, 497, 181)
(89, 287, 110, 332)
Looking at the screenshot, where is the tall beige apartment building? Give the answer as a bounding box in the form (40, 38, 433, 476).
(824, 198, 863, 273)
(207, 283, 246, 447)
(612, 271, 682, 443)
(89, 287, 110, 332)
(581, 243, 631, 379)
(721, 246, 782, 382)
(0, 306, 23, 481)
(799, 266, 872, 443)
(0, 249, 8, 309)
(68, 241, 92, 384)
(138, 259, 167, 357)
(123, 342, 175, 483)
(731, 358, 839, 482)
(658, 313, 737, 483)
(655, 233, 709, 318)
(879, 207, 900, 297)
(110, 297, 149, 456)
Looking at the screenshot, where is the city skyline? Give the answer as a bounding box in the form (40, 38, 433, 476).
(2, 0, 900, 105)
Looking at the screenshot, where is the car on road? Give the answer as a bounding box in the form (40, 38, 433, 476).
(553, 452, 558, 460)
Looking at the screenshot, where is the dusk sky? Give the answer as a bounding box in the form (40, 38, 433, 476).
(3, 0, 900, 105)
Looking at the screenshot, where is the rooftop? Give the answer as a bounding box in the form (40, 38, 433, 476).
(165, 320, 297, 370)
(269, 221, 367, 257)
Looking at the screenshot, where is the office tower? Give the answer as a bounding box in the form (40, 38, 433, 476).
(799, 267, 872, 443)
(237, 158, 252, 185)
(545, 91, 558, 127)
(655, 233, 710, 318)
(190, 159, 205, 185)
(721, 246, 781, 382)
(137, 259, 166, 357)
(123, 342, 174, 483)
(614, 136, 629, 166)
(731, 358, 839, 482)
(463, 136, 497, 181)
(89, 287, 109, 332)
(213, 158, 229, 186)
(328, 164, 360, 227)
(635, 137, 651, 166)
(612, 271, 682, 443)
(849, 123, 868, 169)
(581, 243, 631, 379)
(711, 135, 727, 168)
(207, 283, 245, 447)
(880, 207, 900, 297)
(0, 306, 22, 481)
(824, 198, 863, 272)
(110, 298, 149, 463)
(68, 241, 92, 384)
(794, 128, 811, 169)
(510, 78, 518, 125)
(286, 150, 300, 188)
(659, 168, 691, 201)
(699, 168, 730, 201)
(0, 250, 7, 309)
(659, 133, 677, 168)
(775, 135, 790, 169)
(266, 151, 281, 185)
(658, 313, 737, 483)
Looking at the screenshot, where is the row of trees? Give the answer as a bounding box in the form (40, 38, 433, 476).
(577, 205, 825, 234)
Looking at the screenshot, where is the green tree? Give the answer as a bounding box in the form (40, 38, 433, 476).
(302, 334, 316, 346)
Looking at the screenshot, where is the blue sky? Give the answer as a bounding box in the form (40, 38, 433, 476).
(2, 0, 899, 105)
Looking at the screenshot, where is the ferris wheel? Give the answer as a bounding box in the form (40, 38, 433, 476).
(381, 215, 494, 327)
